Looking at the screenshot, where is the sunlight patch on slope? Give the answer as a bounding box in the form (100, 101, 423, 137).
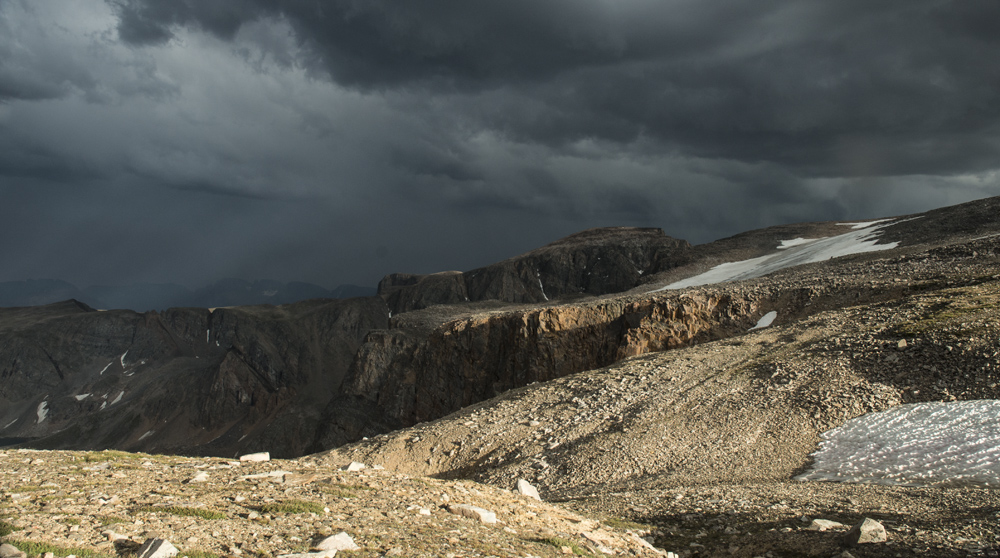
(796, 400, 1000, 487)
(653, 221, 898, 291)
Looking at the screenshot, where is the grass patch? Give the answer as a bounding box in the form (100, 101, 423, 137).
(259, 500, 325, 515)
(319, 486, 357, 499)
(95, 515, 126, 526)
(537, 536, 598, 557)
(3, 540, 112, 558)
(81, 450, 140, 462)
(0, 519, 19, 537)
(318, 482, 371, 498)
(64, 517, 81, 526)
(179, 550, 223, 558)
(11, 485, 45, 493)
(135, 505, 226, 520)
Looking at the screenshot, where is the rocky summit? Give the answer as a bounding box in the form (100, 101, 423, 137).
(4, 197, 1000, 556)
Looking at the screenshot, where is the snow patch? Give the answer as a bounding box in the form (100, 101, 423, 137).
(797, 400, 1000, 487)
(111, 391, 124, 405)
(749, 311, 778, 330)
(4, 419, 17, 429)
(138, 430, 154, 441)
(206, 329, 210, 343)
(36, 401, 49, 424)
(120, 351, 128, 367)
(98, 362, 112, 376)
(654, 222, 898, 291)
(777, 238, 818, 249)
(74, 394, 90, 401)
(99, 401, 107, 411)
(838, 218, 894, 230)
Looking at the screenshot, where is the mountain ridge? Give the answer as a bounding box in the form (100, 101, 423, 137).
(2, 196, 999, 459)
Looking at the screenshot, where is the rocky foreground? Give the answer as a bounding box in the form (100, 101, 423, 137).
(0, 449, 666, 558)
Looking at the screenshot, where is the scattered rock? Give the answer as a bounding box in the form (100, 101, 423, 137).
(344, 461, 366, 472)
(101, 530, 128, 541)
(240, 452, 271, 462)
(277, 551, 337, 558)
(807, 519, 846, 531)
(447, 504, 497, 524)
(185, 472, 209, 484)
(843, 517, 887, 545)
(314, 532, 360, 552)
(136, 538, 179, 558)
(515, 479, 541, 501)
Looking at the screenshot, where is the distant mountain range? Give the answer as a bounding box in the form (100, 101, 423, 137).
(0, 278, 376, 311)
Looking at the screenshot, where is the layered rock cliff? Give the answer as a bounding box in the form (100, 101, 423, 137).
(378, 227, 691, 314)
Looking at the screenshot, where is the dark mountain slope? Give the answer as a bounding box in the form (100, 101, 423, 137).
(379, 227, 691, 314)
(0, 296, 388, 457)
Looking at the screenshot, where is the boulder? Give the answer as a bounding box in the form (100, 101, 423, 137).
(447, 504, 497, 524)
(314, 532, 360, 552)
(843, 518, 887, 545)
(515, 479, 541, 501)
(136, 538, 179, 558)
(807, 519, 846, 531)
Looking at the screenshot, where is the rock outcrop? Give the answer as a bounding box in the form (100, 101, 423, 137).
(0, 297, 388, 457)
(378, 227, 691, 315)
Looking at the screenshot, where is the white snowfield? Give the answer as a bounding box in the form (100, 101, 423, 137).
(654, 220, 899, 291)
(796, 400, 1000, 487)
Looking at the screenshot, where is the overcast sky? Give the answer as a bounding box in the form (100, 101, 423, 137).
(2, 0, 999, 289)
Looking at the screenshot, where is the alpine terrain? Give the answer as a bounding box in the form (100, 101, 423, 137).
(3, 196, 1000, 557)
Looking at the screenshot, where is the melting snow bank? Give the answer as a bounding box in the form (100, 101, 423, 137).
(749, 311, 777, 330)
(796, 400, 1000, 487)
(653, 221, 898, 291)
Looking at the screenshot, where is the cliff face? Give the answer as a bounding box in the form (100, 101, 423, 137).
(0, 297, 388, 457)
(312, 290, 766, 448)
(378, 227, 691, 314)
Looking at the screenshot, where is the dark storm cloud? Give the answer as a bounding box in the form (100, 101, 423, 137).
(110, 0, 1000, 181)
(1, 0, 999, 296)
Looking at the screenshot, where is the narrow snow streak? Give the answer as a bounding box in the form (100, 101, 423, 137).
(797, 400, 1000, 487)
(99, 362, 112, 375)
(838, 218, 894, 230)
(111, 391, 124, 405)
(653, 221, 898, 291)
(36, 401, 49, 424)
(4, 419, 17, 429)
(138, 430, 154, 441)
(536, 271, 549, 301)
(74, 393, 90, 401)
(120, 351, 128, 367)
